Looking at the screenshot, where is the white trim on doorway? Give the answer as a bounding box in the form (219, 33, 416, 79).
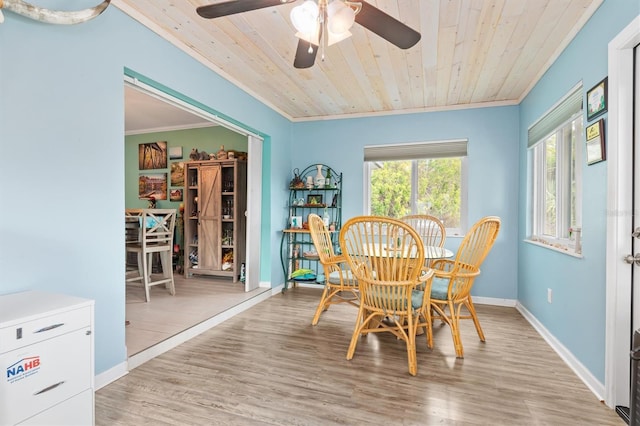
(605, 15, 640, 409)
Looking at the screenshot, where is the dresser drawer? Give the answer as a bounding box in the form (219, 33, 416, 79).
(0, 306, 91, 353)
(0, 326, 92, 425)
(18, 388, 93, 426)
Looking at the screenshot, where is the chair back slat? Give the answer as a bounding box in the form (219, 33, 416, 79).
(139, 209, 176, 249)
(400, 214, 446, 248)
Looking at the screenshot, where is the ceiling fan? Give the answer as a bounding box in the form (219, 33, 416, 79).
(196, 0, 421, 69)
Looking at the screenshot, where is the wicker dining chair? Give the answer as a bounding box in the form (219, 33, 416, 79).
(400, 214, 446, 248)
(400, 214, 446, 267)
(423, 216, 501, 357)
(339, 215, 434, 376)
(307, 214, 358, 325)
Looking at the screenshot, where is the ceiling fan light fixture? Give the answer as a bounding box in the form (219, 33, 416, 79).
(326, 29, 352, 46)
(327, 0, 355, 34)
(290, 0, 319, 34)
(295, 27, 320, 46)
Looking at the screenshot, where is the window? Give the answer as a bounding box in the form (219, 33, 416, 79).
(528, 85, 583, 248)
(364, 140, 468, 235)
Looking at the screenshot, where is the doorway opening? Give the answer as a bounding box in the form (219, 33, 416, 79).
(123, 75, 268, 366)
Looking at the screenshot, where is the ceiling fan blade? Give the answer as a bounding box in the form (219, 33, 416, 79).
(197, 0, 295, 19)
(354, 1, 421, 49)
(293, 39, 318, 69)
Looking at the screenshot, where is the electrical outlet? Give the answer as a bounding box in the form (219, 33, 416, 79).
(547, 288, 553, 304)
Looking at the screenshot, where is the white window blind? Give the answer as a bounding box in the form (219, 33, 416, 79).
(527, 84, 583, 147)
(364, 139, 468, 162)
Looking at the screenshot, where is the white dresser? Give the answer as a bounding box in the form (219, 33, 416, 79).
(0, 291, 94, 426)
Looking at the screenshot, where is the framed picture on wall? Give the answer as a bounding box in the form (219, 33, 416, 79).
(138, 141, 168, 170)
(169, 146, 183, 160)
(170, 162, 185, 186)
(585, 119, 606, 165)
(170, 189, 183, 201)
(138, 173, 167, 200)
(586, 77, 607, 121)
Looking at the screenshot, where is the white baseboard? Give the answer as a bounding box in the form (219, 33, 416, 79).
(95, 362, 128, 390)
(516, 302, 605, 401)
(96, 288, 274, 388)
(472, 296, 517, 307)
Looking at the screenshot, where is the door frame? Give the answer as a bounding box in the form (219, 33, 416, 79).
(124, 75, 264, 292)
(605, 15, 640, 409)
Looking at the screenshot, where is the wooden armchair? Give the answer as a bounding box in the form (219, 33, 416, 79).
(426, 216, 501, 357)
(339, 215, 434, 376)
(400, 214, 446, 248)
(307, 214, 358, 325)
(400, 214, 446, 268)
(125, 209, 177, 302)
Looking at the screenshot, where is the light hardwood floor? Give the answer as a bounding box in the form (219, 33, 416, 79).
(126, 273, 270, 356)
(98, 287, 623, 425)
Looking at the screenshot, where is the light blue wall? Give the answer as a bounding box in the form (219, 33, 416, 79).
(291, 106, 520, 300)
(0, 4, 291, 376)
(1, 0, 636, 389)
(518, 0, 639, 382)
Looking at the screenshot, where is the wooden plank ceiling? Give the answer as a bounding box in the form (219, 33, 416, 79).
(113, 0, 602, 121)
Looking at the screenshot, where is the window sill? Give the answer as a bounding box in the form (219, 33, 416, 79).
(524, 239, 583, 258)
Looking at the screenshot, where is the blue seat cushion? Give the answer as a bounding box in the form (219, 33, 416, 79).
(430, 277, 450, 300)
(411, 277, 450, 309)
(411, 290, 425, 309)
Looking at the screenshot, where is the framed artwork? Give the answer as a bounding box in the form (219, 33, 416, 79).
(306, 194, 323, 205)
(290, 216, 302, 229)
(587, 77, 607, 121)
(138, 173, 167, 200)
(139, 141, 168, 170)
(170, 189, 183, 201)
(169, 146, 183, 160)
(170, 162, 185, 186)
(585, 119, 606, 165)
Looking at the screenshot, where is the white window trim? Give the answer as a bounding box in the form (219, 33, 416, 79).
(528, 111, 583, 254)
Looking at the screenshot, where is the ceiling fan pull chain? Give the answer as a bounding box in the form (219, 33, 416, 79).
(320, 1, 327, 61)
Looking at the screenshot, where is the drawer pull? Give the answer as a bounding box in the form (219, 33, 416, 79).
(34, 323, 64, 333)
(34, 381, 65, 395)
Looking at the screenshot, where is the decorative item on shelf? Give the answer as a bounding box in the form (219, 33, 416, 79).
(217, 145, 228, 160)
(323, 207, 330, 227)
(228, 151, 235, 159)
(570, 227, 582, 254)
(190, 148, 209, 161)
(290, 168, 305, 189)
(291, 216, 302, 229)
(222, 250, 233, 271)
(290, 268, 316, 281)
(306, 194, 324, 206)
(303, 250, 319, 260)
(329, 222, 336, 232)
(306, 175, 314, 189)
(325, 167, 332, 188)
(314, 164, 325, 187)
